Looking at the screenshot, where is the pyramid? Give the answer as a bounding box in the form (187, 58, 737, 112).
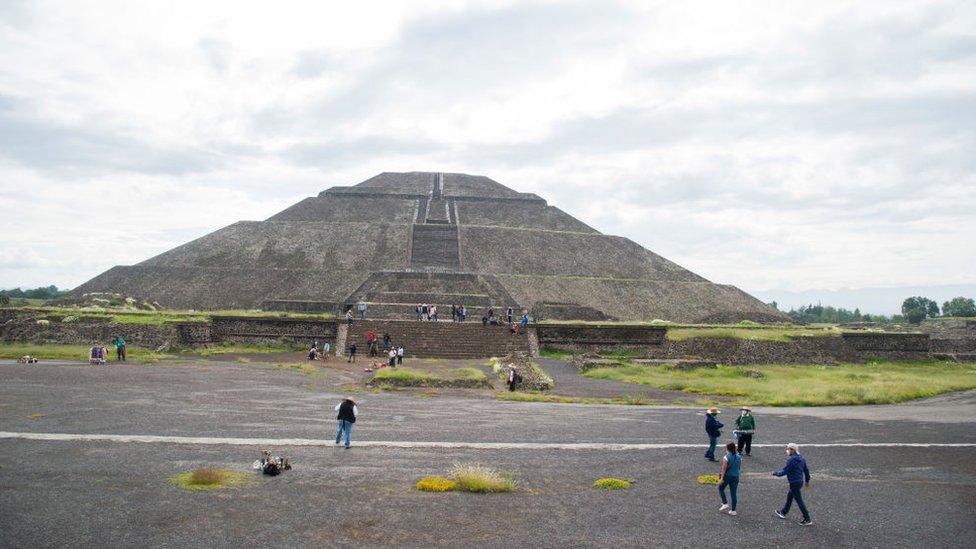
(72, 172, 787, 323)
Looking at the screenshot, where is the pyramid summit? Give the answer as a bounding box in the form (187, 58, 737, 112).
(73, 171, 786, 322)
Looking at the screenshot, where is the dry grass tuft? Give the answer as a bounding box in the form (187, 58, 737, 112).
(416, 476, 458, 492)
(170, 468, 252, 491)
(594, 477, 632, 490)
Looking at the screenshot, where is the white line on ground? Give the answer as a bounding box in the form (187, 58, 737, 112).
(1, 432, 973, 450)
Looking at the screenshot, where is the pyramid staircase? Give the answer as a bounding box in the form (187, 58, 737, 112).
(344, 319, 530, 358)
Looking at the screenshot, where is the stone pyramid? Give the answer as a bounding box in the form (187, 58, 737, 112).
(73, 172, 786, 322)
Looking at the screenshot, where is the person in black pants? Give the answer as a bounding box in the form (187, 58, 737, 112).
(773, 443, 812, 525)
(347, 343, 357, 363)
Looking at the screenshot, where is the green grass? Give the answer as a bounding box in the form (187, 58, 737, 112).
(666, 326, 840, 342)
(539, 348, 574, 360)
(272, 362, 322, 376)
(169, 469, 253, 491)
(188, 344, 299, 357)
(4, 305, 335, 326)
(583, 361, 976, 406)
(450, 463, 514, 493)
(374, 367, 487, 384)
(496, 391, 661, 406)
(697, 474, 720, 485)
(0, 343, 174, 364)
(594, 477, 632, 490)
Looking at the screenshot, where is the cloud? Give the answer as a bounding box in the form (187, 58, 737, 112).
(0, 0, 974, 300)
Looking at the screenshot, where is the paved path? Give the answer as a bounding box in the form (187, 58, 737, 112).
(2, 359, 975, 548)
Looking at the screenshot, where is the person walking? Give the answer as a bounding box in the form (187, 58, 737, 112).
(704, 406, 723, 461)
(346, 309, 353, 326)
(718, 442, 742, 515)
(358, 301, 367, 320)
(520, 312, 529, 330)
(397, 345, 404, 365)
(416, 304, 423, 321)
(508, 367, 521, 391)
(507, 306, 514, 324)
(734, 407, 757, 456)
(773, 443, 812, 526)
(334, 397, 357, 449)
(112, 336, 127, 362)
(347, 343, 357, 363)
(388, 348, 397, 368)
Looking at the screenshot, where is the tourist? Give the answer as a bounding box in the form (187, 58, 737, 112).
(89, 344, 100, 365)
(718, 442, 742, 515)
(358, 301, 367, 320)
(307, 346, 319, 360)
(507, 306, 514, 324)
(452, 304, 457, 322)
(520, 312, 529, 330)
(334, 397, 358, 449)
(323, 341, 331, 360)
(397, 345, 404, 365)
(416, 304, 423, 321)
(704, 406, 723, 461)
(346, 309, 353, 326)
(773, 443, 812, 525)
(509, 321, 520, 335)
(430, 304, 438, 321)
(388, 348, 397, 368)
(366, 331, 377, 356)
(99, 344, 108, 363)
(422, 303, 429, 320)
(112, 336, 126, 362)
(482, 315, 488, 326)
(383, 333, 391, 352)
(508, 367, 522, 391)
(459, 305, 466, 322)
(347, 343, 357, 363)
(734, 407, 756, 456)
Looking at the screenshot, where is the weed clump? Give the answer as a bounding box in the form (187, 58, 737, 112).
(170, 468, 252, 491)
(697, 474, 720, 485)
(594, 477, 632, 490)
(416, 476, 457, 492)
(451, 463, 514, 493)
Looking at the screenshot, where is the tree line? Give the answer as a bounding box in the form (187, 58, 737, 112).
(770, 296, 976, 324)
(0, 285, 69, 304)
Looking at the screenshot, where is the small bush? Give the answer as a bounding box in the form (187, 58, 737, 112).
(451, 463, 514, 493)
(170, 468, 252, 491)
(416, 476, 457, 492)
(697, 474, 720, 485)
(594, 477, 632, 490)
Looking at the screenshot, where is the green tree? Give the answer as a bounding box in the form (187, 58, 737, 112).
(942, 297, 976, 317)
(902, 296, 939, 324)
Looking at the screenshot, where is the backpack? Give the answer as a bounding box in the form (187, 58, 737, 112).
(263, 461, 281, 476)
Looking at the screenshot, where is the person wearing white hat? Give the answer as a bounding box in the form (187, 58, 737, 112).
(704, 406, 723, 461)
(734, 407, 756, 456)
(773, 443, 812, 525)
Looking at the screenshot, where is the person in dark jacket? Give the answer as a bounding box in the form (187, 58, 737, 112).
(334, 397, 358, 449)
(704, 406, 723, 461)
(347, 343, 357, 363)
(734, 407, 756, 456)
(773, 443, 812, 525)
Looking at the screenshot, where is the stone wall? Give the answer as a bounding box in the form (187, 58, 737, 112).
(536, 324, 666, 352)
(0, 314, 178, 348)
(210, 316, 337, 346)
(262, 300, 339, 313)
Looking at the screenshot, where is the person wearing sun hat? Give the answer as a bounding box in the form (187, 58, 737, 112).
(734, 406, 756, 456)
(704, 406, 724, 461)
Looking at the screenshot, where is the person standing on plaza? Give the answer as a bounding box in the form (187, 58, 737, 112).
(334, 397, 357, 449)
(112, 336, 126, 362)
(397, 345, 404, 365)
(773, 443, 812, 526)
(704, 406, 723, 461)
(718, 442, 742, 515)
(388, 348, 397, 368)
(347, 343, 357, 363)
(734, 407, 756, 456)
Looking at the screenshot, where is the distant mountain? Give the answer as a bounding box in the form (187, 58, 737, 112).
(752, 284, 976, 316)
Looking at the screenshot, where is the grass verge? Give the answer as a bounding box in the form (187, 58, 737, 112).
(583, 361, 976, 406)
(169, 468, 253, 491)
(594, 477, 632, 490)
(496, 392, 663, 406)
(451, 463, 514, 493)
(188, 344, 300, 357)
(273, 362, 322, 376)
(373, 367, 488, 387)
(0, 343, 173, 364)
(416, 476, 458, 492)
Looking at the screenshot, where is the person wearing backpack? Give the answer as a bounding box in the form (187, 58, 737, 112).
(334, 397, 358, 449)
(718, 442, 742, 515)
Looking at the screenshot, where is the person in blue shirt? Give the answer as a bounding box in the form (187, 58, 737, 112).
(718, 442, 742, 515)
(773, 443, 812, 525)
(704, 406, 723, 461)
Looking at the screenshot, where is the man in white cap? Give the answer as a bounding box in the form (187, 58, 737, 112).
(773, 443, 812, 525)
(704, 406, 723, 461)
(734, 407, 756, 456)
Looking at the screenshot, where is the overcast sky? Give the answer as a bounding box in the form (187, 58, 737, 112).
(1, 0, 974, 311)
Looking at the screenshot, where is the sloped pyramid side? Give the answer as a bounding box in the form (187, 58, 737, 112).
(71, 171, 787, 322)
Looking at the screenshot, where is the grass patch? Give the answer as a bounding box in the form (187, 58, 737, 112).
(583, 361, 976, 406)
(273, 362, 322, 376)
(169, 468, 253, 491)
(26, 413, 44, 420)
(667, 326, 840, 342)
(188, 344, 299, 357)
(373, 367, 488, 386)
(416, 476, 458, 492)
(539, 347, 574, 360)
(5, 306, 334, 326)
(451, 463, 514, 493)
(496, 392, 658, 406)
(0, 343, 174, 363)
(697, 475, 720, 485)
(594, 477, 632, 490)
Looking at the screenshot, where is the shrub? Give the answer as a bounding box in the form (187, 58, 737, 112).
(170, 468, 252, 491)
(594, 477, 632, 490)
(697, 474, 720, 485)
(451, 463, 514, 493)
(416, 476, 457, 492)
